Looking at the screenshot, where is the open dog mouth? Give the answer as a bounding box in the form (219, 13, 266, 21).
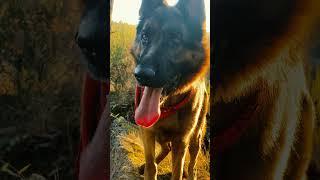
(135, 87, 163, 128)
(135, 76, 179, 128)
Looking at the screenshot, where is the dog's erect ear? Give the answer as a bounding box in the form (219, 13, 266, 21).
(176, 0, 205, 28)
(139, 0, 166, 19)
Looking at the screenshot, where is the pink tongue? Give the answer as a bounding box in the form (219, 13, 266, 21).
(135, 87, 163, 128)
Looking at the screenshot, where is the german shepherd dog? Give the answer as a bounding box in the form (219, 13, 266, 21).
(213, 0, 319, 179)
(74, 0, 109, 179)
(131, 0, 209, 179)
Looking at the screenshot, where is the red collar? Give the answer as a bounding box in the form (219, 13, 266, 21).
(213, 103, 259, 153)
(135, 85, 192, 119)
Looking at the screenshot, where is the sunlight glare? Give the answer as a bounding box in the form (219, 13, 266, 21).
(112, 0, 210, 32)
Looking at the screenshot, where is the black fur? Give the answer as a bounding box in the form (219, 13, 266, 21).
(213, 0, 300, 86)
(75, 0, 109, 81)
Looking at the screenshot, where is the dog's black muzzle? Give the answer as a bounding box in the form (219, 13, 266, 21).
(75, 0, 108, 81)
(134, 64, 169, 88)
(75, 32, 108, 80)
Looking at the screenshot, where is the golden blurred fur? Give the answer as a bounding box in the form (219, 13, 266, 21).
(213, 0, 320, 179)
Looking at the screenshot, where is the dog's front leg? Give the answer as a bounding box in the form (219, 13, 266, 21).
(171, 139, 188, 180)
(187, 133, 202, 180)
(141, 128, 157, 180)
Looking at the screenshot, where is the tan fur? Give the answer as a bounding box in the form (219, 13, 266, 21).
(140, 80, 209, 180)
(213, 1, 320, 179)
(214, 59, 316, 180)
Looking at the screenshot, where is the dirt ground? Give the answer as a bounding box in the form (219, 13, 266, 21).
(110, 116, 210, 180)
(0, 125, 79, 179)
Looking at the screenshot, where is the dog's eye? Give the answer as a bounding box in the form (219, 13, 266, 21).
(141, 32, 149, 46)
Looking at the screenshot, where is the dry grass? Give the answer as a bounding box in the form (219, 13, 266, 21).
(120, 131, 210, 180)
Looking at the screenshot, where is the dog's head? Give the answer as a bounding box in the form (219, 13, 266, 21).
(131, 0, 208, 128)
(131, 0, 207, 95)
(75, 0, 109, 81)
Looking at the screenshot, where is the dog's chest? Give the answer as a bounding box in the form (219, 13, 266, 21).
(150, 112, 191, 142)
(149, 90, 203, 141)
(152, 114, 182, 133)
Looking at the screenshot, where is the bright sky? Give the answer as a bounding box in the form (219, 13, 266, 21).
(112, 0, 210, 32)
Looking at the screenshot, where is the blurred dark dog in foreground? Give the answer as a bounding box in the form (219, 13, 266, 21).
(213, 0, 319, 179)
(74, 0, 109, 179)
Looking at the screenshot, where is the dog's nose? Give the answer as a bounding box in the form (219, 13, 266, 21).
(75, 31, 92, 49)
(134, 65, 155, 83)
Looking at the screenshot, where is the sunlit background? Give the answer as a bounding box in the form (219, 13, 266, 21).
(112, 0, 210, 32)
